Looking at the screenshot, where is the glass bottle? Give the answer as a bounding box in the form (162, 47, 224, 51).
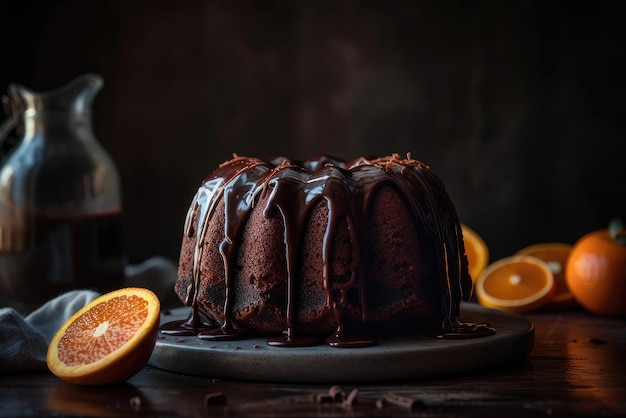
(0, 74, 125, 312)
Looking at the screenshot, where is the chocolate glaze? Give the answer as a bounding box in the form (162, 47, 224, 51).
(159, 310, 216, 336)
(197, 326, 248, 341)
(159, 318, 213, 337)
(161, 153, 492, 347)
(267, 335, 323, 347)
(435, 322, 496, 339)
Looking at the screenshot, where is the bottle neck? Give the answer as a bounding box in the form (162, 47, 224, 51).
(22, 113, 94, 143)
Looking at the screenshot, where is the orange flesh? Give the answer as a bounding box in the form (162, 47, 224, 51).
(483, 262, 550, 300)
(461, 224, 489, 281)
(515, 244, 574, 308)
(536, 251, 568, 296)
(57, 295, 149, 366)
(465, 241, 478, 268)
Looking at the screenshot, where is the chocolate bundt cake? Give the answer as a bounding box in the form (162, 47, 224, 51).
(168, 154, 481, 347)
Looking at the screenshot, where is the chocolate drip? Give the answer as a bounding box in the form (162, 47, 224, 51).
(325, 303, 377, 348)
(197, 326, 248, 341)
(267, 335, 323, 347)
(435, 322, 496, 339)
(160, 176, 228, 336)
(161, 158, 267, 338)
(216, 163, 273, 339)
(262, 166, 313, 344)
(169, 153, 486, 347)
(325, 334, 377, 348)
(159, 317, 215, 336)
(379, 160, 470, 331)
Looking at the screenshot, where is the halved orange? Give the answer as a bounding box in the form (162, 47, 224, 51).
(515, 243, 576, 309)
(461, 223, 489, 284)
(475, 255, 556, 313)
(47, 287, 160, 385)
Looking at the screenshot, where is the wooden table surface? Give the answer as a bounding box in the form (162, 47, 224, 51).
(2, 305, 625, 417)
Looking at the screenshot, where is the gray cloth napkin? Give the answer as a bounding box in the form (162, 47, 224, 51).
(0, 256, 179, 373)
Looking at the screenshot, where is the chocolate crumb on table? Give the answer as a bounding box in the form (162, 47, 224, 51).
(343, 388, 359, 407)
(376, 398, 385, 409)
(309, 385, 361, 406)
(129, 396, 141, 411)
(328, 385, 345, 401)
(383, 392, 424, 409)
(204, 391, 227, 407)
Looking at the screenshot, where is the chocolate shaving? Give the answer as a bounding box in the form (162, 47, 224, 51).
(310, 386, 359, 407)
(343, 388, 359, 407)
(129, 396, 142, 411)
(383, 392, 423, 409)
(328, 385, 345, 402)
(204, 391, 227, 407)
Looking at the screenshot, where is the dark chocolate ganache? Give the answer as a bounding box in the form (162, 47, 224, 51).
(161, 154, 495, 346)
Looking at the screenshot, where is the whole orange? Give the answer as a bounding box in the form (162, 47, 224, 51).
(565, 219, 626, 316)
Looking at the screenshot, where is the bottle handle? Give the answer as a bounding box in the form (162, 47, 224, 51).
(0, 118, 17, 146)
(0, 93, 20, 151)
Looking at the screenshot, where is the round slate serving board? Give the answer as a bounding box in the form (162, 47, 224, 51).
(148, 303, 534, 383)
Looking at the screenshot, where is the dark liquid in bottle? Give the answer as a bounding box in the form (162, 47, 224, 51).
(0, 211, 125, 310)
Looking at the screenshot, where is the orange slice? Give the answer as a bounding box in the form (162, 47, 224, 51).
(515, 243, 576, 309)
(475, 255, 556, 313)
(461, 223, 489, 284)
(47, 287, 160, 385)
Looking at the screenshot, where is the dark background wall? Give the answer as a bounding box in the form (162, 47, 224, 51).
(1, 0, 625, 265)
